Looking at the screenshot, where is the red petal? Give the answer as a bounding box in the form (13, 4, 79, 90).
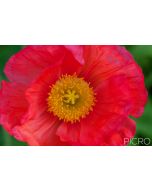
(64, 45, 84, 64)
(81, 45, 148, 118)
(4, 45, 82, 85)
(107, 117, 136, 146)
(57, 113, 136, 146)
(94, 75, 133, 116)
(4, 46, 63, 84)
(0, 81, 28, 134)
(13, 114, 66, 146)
(56, 122, 81, 145)
(13, 65, 66, 145)
(60, 47, 82, 75)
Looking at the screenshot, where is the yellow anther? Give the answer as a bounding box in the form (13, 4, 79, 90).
(47, 74, 96, 123)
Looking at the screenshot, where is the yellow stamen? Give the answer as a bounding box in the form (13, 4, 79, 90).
(47, 74, 96, 123)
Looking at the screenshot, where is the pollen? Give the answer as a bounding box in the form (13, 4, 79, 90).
(47, 74, 96, 123)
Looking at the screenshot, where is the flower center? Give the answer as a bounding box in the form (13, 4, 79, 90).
(63, 89, 79, 105)
(47, 74, 96, 123)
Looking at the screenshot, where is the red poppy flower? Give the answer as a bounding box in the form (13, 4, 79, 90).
(0, 46, 148, 145)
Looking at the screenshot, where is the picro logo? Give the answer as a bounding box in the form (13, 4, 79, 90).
(124, 138, 151, 145)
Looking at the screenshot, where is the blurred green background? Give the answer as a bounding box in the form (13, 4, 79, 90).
(0, 45, 152, 146)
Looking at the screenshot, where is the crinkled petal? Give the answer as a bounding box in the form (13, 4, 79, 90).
(57, 113, 136, 146)
(81, 45, 148, 118)
(4, 46, 63, 84)
(4, 45, 82, 85)
(94, 75, 133, 116)
(107, 117, 136, 146)
(13, 66, 67, 145)
(56, 122, 81, 145)
(64, 45, 84, 64)
(13, 114, 66, 145)
(0, 81, 28, 134)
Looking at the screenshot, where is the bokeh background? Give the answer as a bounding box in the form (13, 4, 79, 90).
(0, 45, 152, 146)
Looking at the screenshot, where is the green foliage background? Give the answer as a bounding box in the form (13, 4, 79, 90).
(0, 45, 152, 146)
